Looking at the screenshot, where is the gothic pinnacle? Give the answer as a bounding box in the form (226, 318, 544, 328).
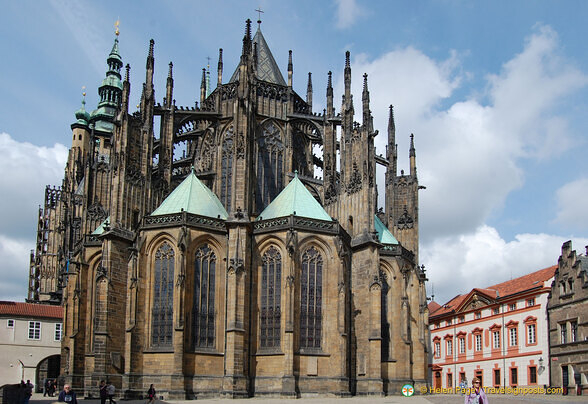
(168, 62, 173, 79)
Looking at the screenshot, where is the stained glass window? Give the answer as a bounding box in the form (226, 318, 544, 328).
(300, 247, 322, 349)
(381, 272, 391, 360)
(152, 242, 174, 347)
(256, 122, 283, 211)
(261, 246, 281, 348)
(221, 129, 234, 212)
(193, 244, 216, 348)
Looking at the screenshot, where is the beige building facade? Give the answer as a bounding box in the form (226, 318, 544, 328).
(27, 20, 428, 399)
(0, 302, 62, 389)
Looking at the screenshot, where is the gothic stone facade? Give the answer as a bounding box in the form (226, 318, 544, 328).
(28, 20, 428, 398)
(547, 241, 588, 394)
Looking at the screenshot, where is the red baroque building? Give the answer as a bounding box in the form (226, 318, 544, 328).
(429, 266, 556, 389)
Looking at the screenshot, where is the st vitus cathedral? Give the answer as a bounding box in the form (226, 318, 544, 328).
(28, 19, 429, 398)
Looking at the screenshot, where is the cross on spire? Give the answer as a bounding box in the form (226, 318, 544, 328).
(114, 18, 120, 36)
(255, 7, 264, 27)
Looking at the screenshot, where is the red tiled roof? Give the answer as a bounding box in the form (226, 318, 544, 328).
(430, 266, 556, 318)
(428, 301, 441, 314)
(0, 301, 63, 319)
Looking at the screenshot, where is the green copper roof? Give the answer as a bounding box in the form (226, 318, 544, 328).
(229, 28, 286, 86)
(92, 216, 110, 235)
(374, 215, 399, 245)
(257, 173, 332, 222)
(73, 96, 90, 126)
(151, 170, 228, 219)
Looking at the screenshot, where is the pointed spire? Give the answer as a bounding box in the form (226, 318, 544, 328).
(326, 71, 334, 117)
(362, 73, 370, 126)
(165, 62, 173, 108)
(217, 48, 223, 86)
(148, 39, 154, 63)
(200, 67, 206, 104)
(287, 50, 293, 87)
(242, 19, 252, 56)
(410, 133, 417, 177)
(306, 72, 313, 112)
(387, 105, 397, 175)
(344, 51, 351, 100)
(122, 64, 131, 113)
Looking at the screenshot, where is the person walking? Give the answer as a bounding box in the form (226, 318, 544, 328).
(57, 384, 78, 404)
(147, 384, 156, 404)
(464, 377, 488, 404)
(99, 380, 108, 404)
(106, 381, 116, 404)
(23, 379, 33, 404)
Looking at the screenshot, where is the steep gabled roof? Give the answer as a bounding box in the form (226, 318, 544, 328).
(374, 215, 398, 245)
(257, 173, 332, 222)
(230, 28, 286, 86)
(0, 301, 63, 319)
(151, 170, 228, 219)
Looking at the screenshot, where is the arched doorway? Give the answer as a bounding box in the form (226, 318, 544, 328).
(36, 355, 60, 393)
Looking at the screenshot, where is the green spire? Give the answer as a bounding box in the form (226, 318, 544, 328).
(257, 172, 332, 221)
(72, 88, 90, 128)
(90, 30, 124, 133)
(151, 169, 228, 219)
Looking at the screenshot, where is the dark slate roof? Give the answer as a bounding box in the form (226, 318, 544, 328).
(229, 28, 286, 86)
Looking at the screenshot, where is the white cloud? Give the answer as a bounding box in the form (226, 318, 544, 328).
(334, 0, 366, 29)
(422, 225, 588, 304)
(554, 178, 588, 231)
(345, 24, 588, 242)
(0, 133, 67, 301)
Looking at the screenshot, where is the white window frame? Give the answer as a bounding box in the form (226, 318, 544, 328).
(434, 341, 441, 358)
(447, 339, 453, 356)
(459, 337, 465, 354)
(28, 321, 41, 340)
(509, 303, 516, 311)
(527, 324, 536, 344)
(475, 334, 482, 351)
(493, 330, 500, 349)
(54, 323, 62, 341)
(509, 327, 517, 346)
(7, 319, 14, 328)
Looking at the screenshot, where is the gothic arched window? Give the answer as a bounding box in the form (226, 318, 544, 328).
(220, 128, 234, 212)
(152, 242, 174, 347)
(380, 270, 391, 361)
(193, 244, 216, 348)
(300, 246, 322, 350)
(256, 122, 284, 211)
(260, 246, 281, 348)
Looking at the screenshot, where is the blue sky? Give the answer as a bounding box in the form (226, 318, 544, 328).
(1, 0, 588, 303)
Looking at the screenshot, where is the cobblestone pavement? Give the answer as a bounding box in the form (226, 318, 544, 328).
(30, 392, 588, 404)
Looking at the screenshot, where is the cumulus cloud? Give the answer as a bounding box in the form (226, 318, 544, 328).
(422, 226, 588, 304)
(334, 0, 366, 29)
(336, 25, 588, 303)
(0, 133, 67, 301)
(554, 178, 588, 231)
(345, 25, 587, 244)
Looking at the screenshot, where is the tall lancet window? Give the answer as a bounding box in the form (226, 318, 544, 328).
(220, 127, 234, 212)
(256, 122, 284, 211)
(300, 246, 322, 350)
(193, 244, 216, 348)
(260, 246, 281, 348)
(380, 270, 391, 360)
(152, 242, 174, 347)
